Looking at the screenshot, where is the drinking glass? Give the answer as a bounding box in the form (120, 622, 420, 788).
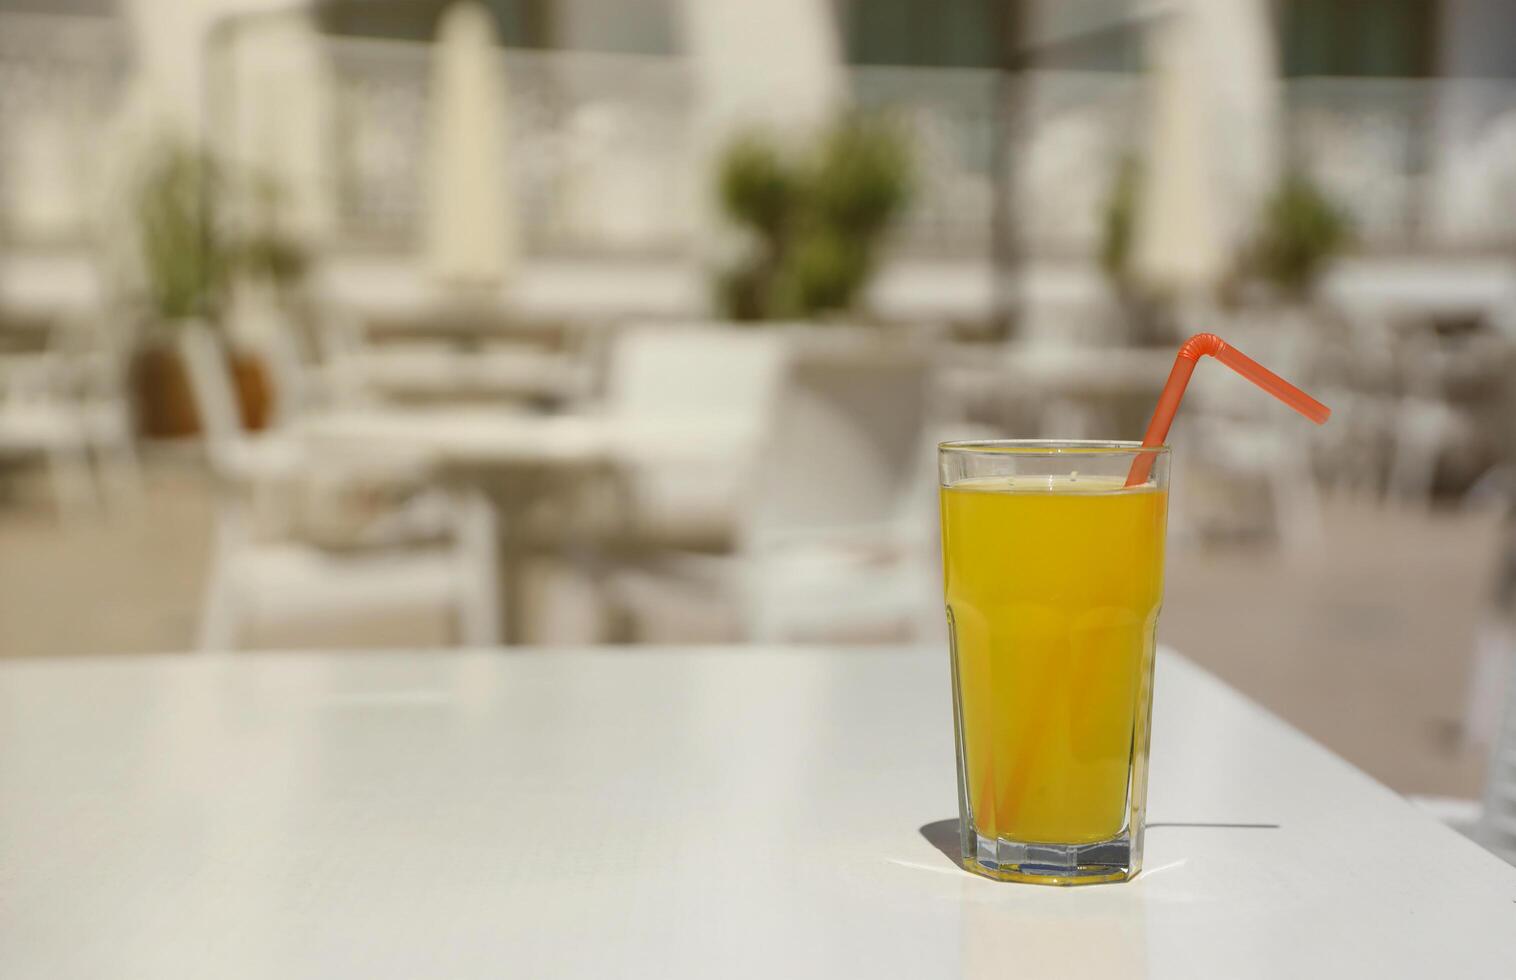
(939, 440, 1170, 885)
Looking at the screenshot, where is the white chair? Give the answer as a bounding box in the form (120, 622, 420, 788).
(1416, 633, 1516, 868)
(59, 310, 143, 499)
(312, 310, 376, 408)
(1475, 658, 1516, 865)
(179, 325, 500, 651)
(1405, 483, 1515, 865)
(1461, 467, 1516, 748)
(1178, 311, 1326, 549)
(602, 323, 789, 548)
(1382, 326, 1506, 508)
(0, 351, 96, 517)
(240, 305, 321, 427)
(613, 338, 941, 643)
(0, 308, 142, 517)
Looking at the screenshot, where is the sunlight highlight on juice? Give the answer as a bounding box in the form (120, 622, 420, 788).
(941, 475, 1167, 845)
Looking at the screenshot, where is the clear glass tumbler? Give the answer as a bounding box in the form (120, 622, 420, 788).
(939, 441, 1170, 885)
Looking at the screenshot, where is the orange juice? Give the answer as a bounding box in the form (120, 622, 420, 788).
(941, 475, 1166, 845)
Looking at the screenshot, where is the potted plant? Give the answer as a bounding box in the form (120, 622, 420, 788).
(224, 172, 314, 430)
(1096, 154, 1169, 344)
(128, 140, 228, 437)
(714, 115, 913, 323)
(228, 171, 312, 309)
(1241, 171, 1352, 302)
(1098, 163, 1352, 342)
(128, 143, 307, 435)
(1207, 170, 1356, 356)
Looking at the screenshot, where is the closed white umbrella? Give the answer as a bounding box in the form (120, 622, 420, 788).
(1132, 7, 1224, 295)
(1197, 0, 1280, 245)
(423, 1, 517, 290)
(1133, 0, 1278, 295)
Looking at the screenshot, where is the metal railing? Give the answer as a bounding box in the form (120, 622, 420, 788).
(0, 13, 129, 246)
(5, 12, 1516, 258)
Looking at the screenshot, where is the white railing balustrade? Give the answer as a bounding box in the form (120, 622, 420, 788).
(6, 13, 1516, 258)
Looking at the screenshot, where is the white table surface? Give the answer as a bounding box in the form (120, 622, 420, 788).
(3, 647, 1513, 979)
(348, 348, 585, 402)
(302, 408, 755, 468)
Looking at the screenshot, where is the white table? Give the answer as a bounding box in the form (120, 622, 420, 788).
(2, 647, 1513, 978)
(345, 348, 587, 405)
(303, 410, 756, 643)
(302, 408, 753, 468)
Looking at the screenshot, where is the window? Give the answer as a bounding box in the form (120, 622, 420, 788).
(314, 0, 554, 47)
(838, 0, 1006, 69)
(1279, 0, 1438, 77)
(0, 0, 114, 12)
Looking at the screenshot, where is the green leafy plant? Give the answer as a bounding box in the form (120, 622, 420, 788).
(1099, 155, 1141, 292)
(231, 233, 309, 291)
(1246, 172, 1352, 298)
(228, 171, 311, 295)
(715, 115, 913, 321)
(134, 141, 228, 322)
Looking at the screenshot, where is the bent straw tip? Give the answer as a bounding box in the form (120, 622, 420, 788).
(1295, 396, 1331, 425)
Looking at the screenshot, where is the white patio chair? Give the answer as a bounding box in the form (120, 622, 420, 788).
(613, 338, 940, 643)
(1382, 325, 1509, 508)
(179, 325, 499, 650)
(0, 306, 142, 516)
(1415, 633, 1516, 868)
(1178, 311, 1326, 549)
(602, 322, 789, 549)
(0, 351, 96, 517)
(1405, 482, 1514, 865)
(1475, 659, 1516, 865)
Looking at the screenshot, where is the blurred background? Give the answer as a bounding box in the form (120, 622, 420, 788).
(2, 0, 1516, 854)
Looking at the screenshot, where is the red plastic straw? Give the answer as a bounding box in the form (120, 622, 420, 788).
(1126, 333, 1331, 487)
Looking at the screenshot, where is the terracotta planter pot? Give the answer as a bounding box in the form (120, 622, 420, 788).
(229, 351, 273, 431)
(131, 342, 199, 438)
(131, 338, 274, 437)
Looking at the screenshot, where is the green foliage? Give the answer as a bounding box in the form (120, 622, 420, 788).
(810, 118, 913, 238)
(230, 231, 310, 291)
(134, 142, 227, 322)
(1099, 155, 1140, 290)
(229, 171, 311, 293)
(133, 145, 313, 323)
(1246, 172, 1352, 298)
(718, 135, 801, 244)
(714, 115, 913, 321)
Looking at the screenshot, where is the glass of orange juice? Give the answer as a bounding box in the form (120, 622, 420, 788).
(939, 441, 1170, 885)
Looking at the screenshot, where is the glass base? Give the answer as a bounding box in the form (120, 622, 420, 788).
(962, 828, 1140, 886)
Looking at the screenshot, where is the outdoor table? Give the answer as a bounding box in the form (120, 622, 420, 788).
(303, 409, 756, 643)
(3, 646, 1513, 977)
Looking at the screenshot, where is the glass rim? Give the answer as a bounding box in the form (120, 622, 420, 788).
(938, 439, 1169, 457)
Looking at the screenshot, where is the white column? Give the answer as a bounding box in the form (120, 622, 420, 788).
(678, 0, 845, 139)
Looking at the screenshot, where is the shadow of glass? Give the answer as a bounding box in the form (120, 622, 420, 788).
(919, 817, 965, 870)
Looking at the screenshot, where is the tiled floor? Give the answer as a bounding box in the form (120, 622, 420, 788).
(0, 458, 1502, 797)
